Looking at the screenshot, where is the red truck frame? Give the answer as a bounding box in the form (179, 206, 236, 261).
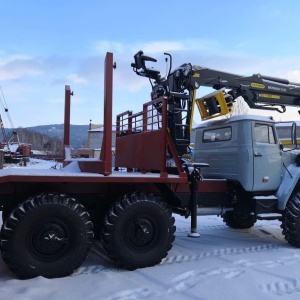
(0, 52, 226, 279)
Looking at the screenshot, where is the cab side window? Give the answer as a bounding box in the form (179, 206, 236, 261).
(254, 123, 276, 144)
(203, 127, 232, 142)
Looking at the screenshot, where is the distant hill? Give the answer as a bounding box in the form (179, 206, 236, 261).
(7, 124, 89, 148)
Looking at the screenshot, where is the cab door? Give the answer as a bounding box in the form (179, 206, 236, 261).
(252, 122, 283, 191)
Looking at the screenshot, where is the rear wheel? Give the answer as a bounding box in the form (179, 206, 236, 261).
(222, 211, 256, 229)
(282, 192, 300, 247)
(101, 192, 175, 269)
(0, 193, 93, 279)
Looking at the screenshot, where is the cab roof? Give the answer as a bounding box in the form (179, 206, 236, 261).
(196, 114, 275, 129)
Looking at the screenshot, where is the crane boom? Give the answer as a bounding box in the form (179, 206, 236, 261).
(190, 65, 300, 115)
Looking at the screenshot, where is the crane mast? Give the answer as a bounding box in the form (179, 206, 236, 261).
(0, 114, 8, 145)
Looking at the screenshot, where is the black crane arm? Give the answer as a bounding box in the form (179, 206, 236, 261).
(191, 65, 300, 114)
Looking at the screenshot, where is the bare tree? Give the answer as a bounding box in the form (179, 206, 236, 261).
(16, 128, 63, 155)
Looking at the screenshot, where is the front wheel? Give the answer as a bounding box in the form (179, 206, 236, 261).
(222, 211, 256, 229)
(282, 192, 300, 247)
(0, 194, 93, 279)
(101, 192, 176, 270)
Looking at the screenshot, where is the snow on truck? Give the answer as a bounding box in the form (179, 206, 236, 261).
(1, 51, 300, 279)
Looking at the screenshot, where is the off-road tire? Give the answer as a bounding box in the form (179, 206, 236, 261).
(0, 193, 93, 279)
(222, 211, 256, 229)
(101, 192, 176, 270)
(1, 209, 11, 223)
(282, 192, 300, 247)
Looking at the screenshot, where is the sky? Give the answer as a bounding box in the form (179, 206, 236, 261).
(1, 0, 300, 128)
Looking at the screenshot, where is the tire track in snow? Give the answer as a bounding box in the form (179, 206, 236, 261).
(74, 243, 288, 276)
(161, 243, 287, 265)
(234, 254, 300, 268)
(93, 267, 245, 299)
(260, 277, 300, 295)
(167, 268, 244, 294)
(101, 287, 157, 300)
(72, 242, 122, 276)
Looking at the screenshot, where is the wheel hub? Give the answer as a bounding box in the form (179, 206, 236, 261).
(127, 218, 155, 248)
(30, 222, 69, 256)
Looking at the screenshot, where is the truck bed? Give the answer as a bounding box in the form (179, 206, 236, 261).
(0, 160, 187, 184)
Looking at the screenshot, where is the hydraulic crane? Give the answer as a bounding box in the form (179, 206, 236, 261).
(0, 114, 8, 146)
(131, 50, 300, 155)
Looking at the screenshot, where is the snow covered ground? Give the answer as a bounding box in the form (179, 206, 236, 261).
(1, 214, 300, 299)
(2, 158, 61, 170)
(1, 159, 300, 299)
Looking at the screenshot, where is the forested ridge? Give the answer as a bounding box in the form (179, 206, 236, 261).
(4, 124, 88, 154)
